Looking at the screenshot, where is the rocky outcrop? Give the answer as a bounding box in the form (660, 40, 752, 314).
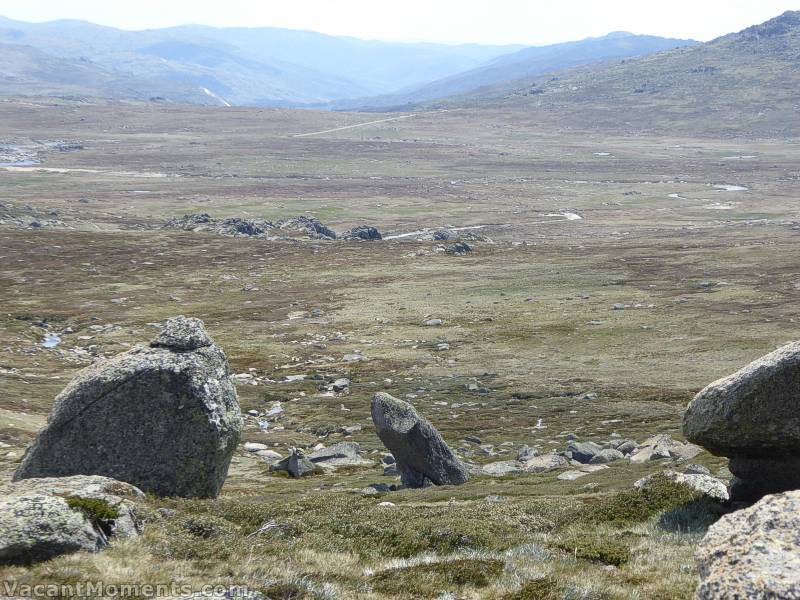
(0, 475, 142, 565)
(684, 342, 800, 501)
(371, 392, 469, 487)
(343, 225, 382, 241)
(164, 214, 337, 241)
(695, 490, 800, 598)
(14, 316, 242, 498)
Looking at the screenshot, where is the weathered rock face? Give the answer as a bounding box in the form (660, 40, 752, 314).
(14, 316, 242, 498)
(695, 490, 800, 599)
(371, 392, 468, 488)
(0, 494, 105, 565)
(684, 342, 800, 500)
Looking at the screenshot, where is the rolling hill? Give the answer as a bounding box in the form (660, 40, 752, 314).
(336, 32, 697, 109)
(439, 11, 800, 137)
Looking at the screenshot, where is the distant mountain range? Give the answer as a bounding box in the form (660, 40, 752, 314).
(0, 15, 695, 107)
(0, 16, 523, 106)
(332, 32, 698, 110)
(434, 10, 800, 137)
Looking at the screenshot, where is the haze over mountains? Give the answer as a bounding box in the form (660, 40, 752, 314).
(332, 32, 697, 110)
(447, 10, 800, 137)
(0, 15, 695, 107)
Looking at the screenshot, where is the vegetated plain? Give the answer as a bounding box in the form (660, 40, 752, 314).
(1, 96, 799, 599)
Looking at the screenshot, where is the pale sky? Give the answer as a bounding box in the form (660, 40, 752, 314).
(1, 0, 798, 45)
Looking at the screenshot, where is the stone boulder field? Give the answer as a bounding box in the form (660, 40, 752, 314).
(13, 316, 243, 498)
(4, 90, 800, 598)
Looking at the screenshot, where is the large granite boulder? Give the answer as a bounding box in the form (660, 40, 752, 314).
(14, 316, 243, 498)
(695, 490, 800, 599)
(371, 392, 468, 487)
(684, 342, 800, 501)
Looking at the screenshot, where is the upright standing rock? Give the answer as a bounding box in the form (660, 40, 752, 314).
(14, 316, 242, 498)
(371, 392, 468, 487)
(683, 342, 800, 501)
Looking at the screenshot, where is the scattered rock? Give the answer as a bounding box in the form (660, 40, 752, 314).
(517, 444, 538, 461)
(244, 442, 269, 452)
(589, 448, 625, 464)
(684, 342, 800, 501)
(520, 454, 569, 473)
(270, 448, 319, 478)
(308, 442, 373, 468)
(371, 392, 469, 488)
(628, 435, 701, 464)
(557, 465, 609, 481)
(444, 242, 472, 255)
(255, 449, 282, 461)
(423, 318, 443, 327)
(331, 378, 351, 393)
(482, 461, 523, 476)
(361, 483, 391, 496)
(14, 316, 242, 499)
(695, 490, 800, 598)
(340, 424, 363, 436)
(684, 464, 711, 476)
(343, 225, 382, 241)
(567, 441, 603, 464)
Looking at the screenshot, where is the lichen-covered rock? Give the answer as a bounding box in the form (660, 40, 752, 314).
(14, 316, 242, 498)
(684, 342, 800, 455)
(0, 475, 142, 539)
(371, 392, 468, 487)
(520, 454, 569, 473)
(635, 470, 730, 501)
(482, 461, 523, 476)
(695, 490, 800, 599)
(0, 494, 105, 565)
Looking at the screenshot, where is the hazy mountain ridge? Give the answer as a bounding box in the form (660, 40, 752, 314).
(339, 32, 698, 110)
(0, 16, 522, 105)
(436, 11, 800, 137)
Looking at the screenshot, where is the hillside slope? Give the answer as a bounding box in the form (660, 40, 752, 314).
(0, 42, 212, 103)
(342, 32, 697, 109)
(443, 11, 800, 137)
